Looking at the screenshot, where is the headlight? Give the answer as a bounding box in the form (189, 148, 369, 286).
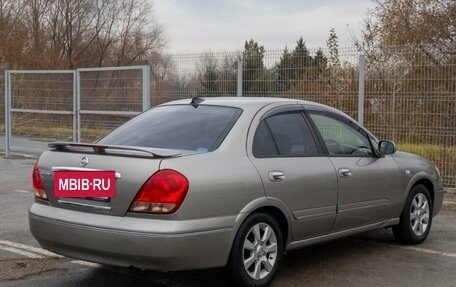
(435, 166, 441, 178)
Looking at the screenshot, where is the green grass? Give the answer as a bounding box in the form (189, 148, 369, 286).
(397, 143, 456, 162)
(80, 128, 112, 141)
(13, 126, 73, 138)
(6, 125, 111, 142)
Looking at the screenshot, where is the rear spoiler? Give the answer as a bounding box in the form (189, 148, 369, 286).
(48, 142, 182, 158)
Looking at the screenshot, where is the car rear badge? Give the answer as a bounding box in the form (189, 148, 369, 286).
(80, 156, 89, 167)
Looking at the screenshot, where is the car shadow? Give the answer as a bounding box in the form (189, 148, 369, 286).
(81, 265, 230, 287)
(58, 228, 399, 287)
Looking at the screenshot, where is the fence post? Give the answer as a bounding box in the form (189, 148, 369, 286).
(357, 54, 365, 126)
(237, 60, 243, 97)
(72, 71, 77, 142)
(4, 70, 10, 157)
(76, 69, 81, 142)
(142, 65, 151, 111)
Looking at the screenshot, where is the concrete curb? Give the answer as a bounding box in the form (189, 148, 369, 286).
(0, 152, 39, 160)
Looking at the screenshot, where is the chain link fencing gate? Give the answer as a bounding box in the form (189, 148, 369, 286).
(4, 70, 76, 155)
(3, 66, 150, 157)
(77, 66, 150, 142)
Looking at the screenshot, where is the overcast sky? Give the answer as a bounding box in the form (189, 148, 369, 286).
(153, 0, 376, 53)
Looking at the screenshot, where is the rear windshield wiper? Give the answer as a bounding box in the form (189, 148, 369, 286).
(48, 142, 182, 158)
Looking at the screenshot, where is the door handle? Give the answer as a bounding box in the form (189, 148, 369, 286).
(338, 168, 352, 178)
(269, 171, 285, 182)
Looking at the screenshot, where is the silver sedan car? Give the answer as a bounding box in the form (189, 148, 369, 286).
(29, 97, 444, 287)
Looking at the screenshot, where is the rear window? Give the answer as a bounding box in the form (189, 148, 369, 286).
(98, 105, 242, 152)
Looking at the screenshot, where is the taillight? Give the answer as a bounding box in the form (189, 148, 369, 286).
(129, 169, 189, 214)
(32, 162, 48, 200)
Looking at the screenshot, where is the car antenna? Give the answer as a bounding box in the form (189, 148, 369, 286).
(190, 96, 204, 108)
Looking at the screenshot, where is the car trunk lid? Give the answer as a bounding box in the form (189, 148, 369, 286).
(38, 142, 185, 216)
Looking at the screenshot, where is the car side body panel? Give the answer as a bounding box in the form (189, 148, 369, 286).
(392, 151, 445, 217)
(159, 152, 265, 220)
(249, 156, 338, 240)
(329, 156, 402, 232)
(245, 102, 338, 241)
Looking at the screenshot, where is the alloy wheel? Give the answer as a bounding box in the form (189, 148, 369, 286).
(242, 222, 278, 280)
(409, 193, 430, 236)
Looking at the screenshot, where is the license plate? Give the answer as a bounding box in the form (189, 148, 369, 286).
(54, 171, 116, 198)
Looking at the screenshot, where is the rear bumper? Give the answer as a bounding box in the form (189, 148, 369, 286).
(29, 203, 235, 271)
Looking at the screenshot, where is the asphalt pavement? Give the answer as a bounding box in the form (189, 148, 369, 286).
(0, 156, 455, 287)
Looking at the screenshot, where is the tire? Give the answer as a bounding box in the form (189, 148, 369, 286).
(226, 212, 284, 287)
(393, 184, 433, 245)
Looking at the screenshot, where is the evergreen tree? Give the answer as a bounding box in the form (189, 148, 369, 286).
(327, 28, 341, 69)
(275, 38, 328, 92)
(314, 48, 328, 76)
(242, 39, 266, 95)
(291, 38, 315, 81)
(276, 47, 293, 91)
(326, 28, 346, 103)
(219, 55, 238, 96)
(198, 53, 219, 95)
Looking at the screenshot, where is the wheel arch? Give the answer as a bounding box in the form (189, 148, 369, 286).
(227, 197, 292, 262)
(393, 177, 434, 245)
(401, 173, 435, 213)
(251, 206, 289, 246)
(413, 178, 434, 207)
(225, 199, 289, 286)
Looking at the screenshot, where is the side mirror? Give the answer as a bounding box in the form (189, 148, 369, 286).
(378, 140, 396, 155)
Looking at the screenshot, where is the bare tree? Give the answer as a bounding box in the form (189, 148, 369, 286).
(25, 0, 50, 65)
(0, 0, 27, 67)
(111, 0, 165, 66)
(1, 0, 165, 69)
(355, 0, 456, 63)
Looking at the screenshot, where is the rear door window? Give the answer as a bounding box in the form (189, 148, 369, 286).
(99, 105, 242, 151)
(253, 112, 320, 157)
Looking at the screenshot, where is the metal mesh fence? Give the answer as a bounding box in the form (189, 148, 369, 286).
(151, 51, 241, 105)
(3, 67, 148, 152)
(363, 47, 456, 188)
(79, 69, 143, 112)
(9, 72, 75, 145)
(151, 47, 360, 116)
(151, 46, 455, 187)
(2, 47, 455, 187)
(78, 68, 146, 142)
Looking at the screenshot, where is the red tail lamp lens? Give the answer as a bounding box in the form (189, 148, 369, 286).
(32, 163, 48, 200)
(129, 169, 189, 214)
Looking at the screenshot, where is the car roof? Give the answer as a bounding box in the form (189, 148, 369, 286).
(159, 96, 377, 140)
(162, 96, 329, 110)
